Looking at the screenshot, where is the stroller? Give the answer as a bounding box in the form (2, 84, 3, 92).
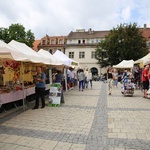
(121, 76, 135, 96)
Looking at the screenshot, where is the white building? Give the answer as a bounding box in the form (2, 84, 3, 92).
(65, 28, 110, 75)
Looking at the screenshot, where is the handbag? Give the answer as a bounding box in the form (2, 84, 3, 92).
(147, 88, 150, 95)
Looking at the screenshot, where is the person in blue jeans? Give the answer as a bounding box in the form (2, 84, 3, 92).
(32, 67, 46, 109)
(77, 69, 85, 91)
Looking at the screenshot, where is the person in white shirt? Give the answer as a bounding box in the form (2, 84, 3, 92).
(86, 70, 92, 88)
(77, 69, 85, 91)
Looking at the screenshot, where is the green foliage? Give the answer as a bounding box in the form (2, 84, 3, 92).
(0, 23, 35, 48)
(95, 23, 148, 67)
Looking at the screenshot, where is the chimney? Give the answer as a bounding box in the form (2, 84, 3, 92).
(88, 28, 92, 34)
(144, 24, 147, 29)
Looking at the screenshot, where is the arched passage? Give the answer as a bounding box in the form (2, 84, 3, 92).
(90, 67, 98, 76)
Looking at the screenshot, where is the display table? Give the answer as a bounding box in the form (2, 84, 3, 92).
(0, 90, 26, 105)
(0, 84, 50, 108)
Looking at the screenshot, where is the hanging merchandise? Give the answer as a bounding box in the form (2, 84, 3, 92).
(4, 60, 21, 71)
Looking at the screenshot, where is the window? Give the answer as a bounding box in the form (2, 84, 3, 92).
(59, 39, 63, 44)
(42, 40, 45, 45)
(79, 52, 85, 58)
(83, 40, 85, 44)
(69, 40, 72, 44)
(91, 51, 95, 58)
(51, 40, 55, 44)
(69, 52, 74, 58)
(78, 40, 81, 44)
(96, 39, 99, 43)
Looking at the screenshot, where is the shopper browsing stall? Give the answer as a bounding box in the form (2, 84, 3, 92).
(32, 67, 46, 109)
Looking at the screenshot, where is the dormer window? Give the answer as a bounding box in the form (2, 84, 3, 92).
(42, 40, 45, 45)
(51, 40, 55, 44)
(59, 39, 63, 44)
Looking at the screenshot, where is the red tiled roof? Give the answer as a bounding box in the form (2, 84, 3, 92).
(33, 40, 41, 51)
(67, 30, 110, 39)
(139, 28, 150, 39)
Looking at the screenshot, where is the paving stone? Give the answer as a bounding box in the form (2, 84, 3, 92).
(0, 82, 150, 149)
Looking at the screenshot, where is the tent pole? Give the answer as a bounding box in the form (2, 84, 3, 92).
(49, 67, 52, 85)
(21, 62, 25, 111)
(64, 67, 68, 91)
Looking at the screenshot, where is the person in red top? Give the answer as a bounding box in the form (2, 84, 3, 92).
(142, 64, 149, 98)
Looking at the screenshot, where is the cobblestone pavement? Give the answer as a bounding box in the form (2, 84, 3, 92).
(0, 82, 150, 150)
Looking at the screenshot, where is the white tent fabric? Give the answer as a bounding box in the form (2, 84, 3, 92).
(134, 53, 150, 64)
(38, 49, 64, 65)
(8, 40, 51, 64)
(53, 50, 79, 66)
(0, 40, 31, 61)
(113, 60, 134, 68)
(143, 58, 150, 65)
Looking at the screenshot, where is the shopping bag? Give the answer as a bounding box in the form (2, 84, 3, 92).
(147, 88, 150, 95)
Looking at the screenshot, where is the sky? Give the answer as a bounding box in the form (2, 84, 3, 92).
(0, 0, 150, 39)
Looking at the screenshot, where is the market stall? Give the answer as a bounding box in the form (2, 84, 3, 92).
(53, 50, 79, 91)
(134, 53, 150, 67)
(53, 50, 79, 67)
(113, 60, 134, 69)
(0, 40, 53, 111)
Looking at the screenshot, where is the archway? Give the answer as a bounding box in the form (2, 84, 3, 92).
(90, 67, 98, 76)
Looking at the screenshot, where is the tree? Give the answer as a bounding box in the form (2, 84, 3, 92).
(25, 29, 35, 47)
(0, 27, 10, 43)
(95, 23, 148, 67)
(0, 23, 35, 48)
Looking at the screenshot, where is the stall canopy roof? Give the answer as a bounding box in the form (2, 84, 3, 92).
(38, 49, 64, 65)
(113, 60, 134, 68)
(0, 40, 32, 61)
(134, 53, 150, 64)
(53, 50, 79, 66)
(8, 40, 51, 64)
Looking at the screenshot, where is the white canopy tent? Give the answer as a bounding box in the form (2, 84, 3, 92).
(0, 40, 32, 111)
(143, 57, 150, 65)
(8, 40, 51, 64)
(113, 60, 134, 68)
(0, 40, 31, 62)
(38, 49, 64, 65)
(134, 53, 150, 64)
(53, 50, 79, 67)
(53, 50, 79, 91)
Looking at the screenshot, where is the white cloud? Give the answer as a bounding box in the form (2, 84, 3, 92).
(0, 0, 150, 39)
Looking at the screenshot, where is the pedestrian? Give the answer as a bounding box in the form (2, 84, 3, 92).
(32, 67, 46, 109)
(86, 70, 92, 88)
(55, 70, 64, 85)
(71, 68, 75, 87)
(142, 64, 149, 98)
(67, 67, 72, 90)
(84, 68, 88, 88)
(107, 67, 113, 95)
(113, 69, 118, 88)
(78, 69, 85, 91)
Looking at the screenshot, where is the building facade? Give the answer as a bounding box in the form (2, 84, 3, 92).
(65, 28, 110, 75)
(37, 35, 66, 54)
(33, 25, 150, 75)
